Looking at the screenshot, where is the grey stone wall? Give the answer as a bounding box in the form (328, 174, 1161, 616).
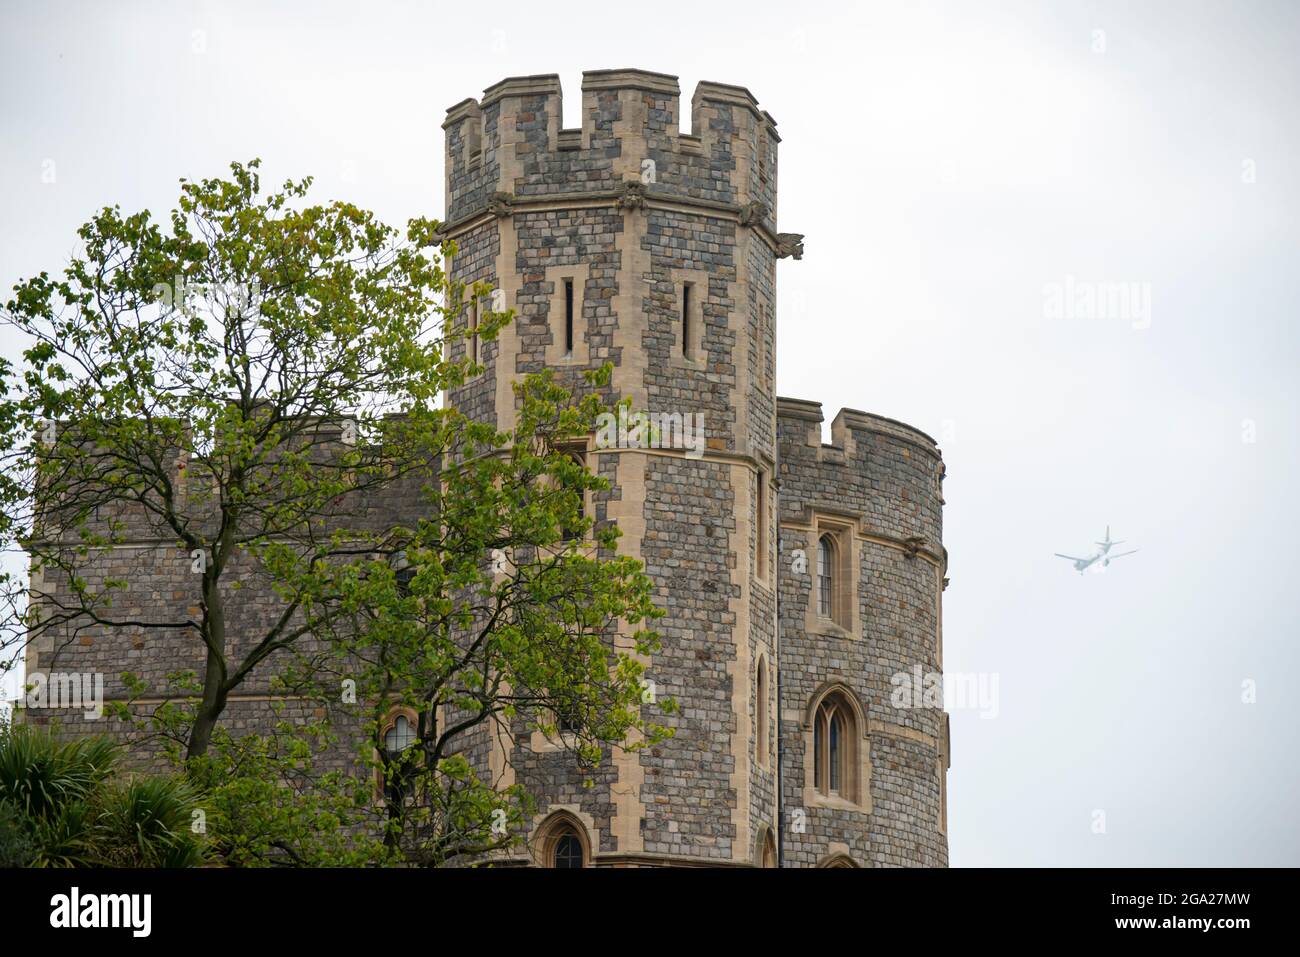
(776, 399, 948, 867)
(637, 455, 738, 861)
(446, 217, 500, 427)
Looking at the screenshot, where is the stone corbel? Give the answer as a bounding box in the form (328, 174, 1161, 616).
(617, 180, 646, 211)
(486, 191, 514, 218)
(738, 201, 769, 226)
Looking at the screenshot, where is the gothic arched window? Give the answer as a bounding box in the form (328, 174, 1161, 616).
(384, 714, 416, 753)
(560, 448, 587, 542)
(553, 828, 584, 868)
(758, 826, 778, 868)
(813, 692, 857, 802)
(535, 812, 591, 869)
(378, 710, 419, 805)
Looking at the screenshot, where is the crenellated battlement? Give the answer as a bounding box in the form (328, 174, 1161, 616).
(776, 397, 945, 561)
(441, 68, 784, 241)
(776, 397, 942, 460)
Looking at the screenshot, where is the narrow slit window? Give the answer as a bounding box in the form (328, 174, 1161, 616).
(564, 278, 574, 355)
(813, 716, 824, 789)
(681, 282, 692, 358)
(757, 469, 769, 581)
(466, 119, 483, 168)
(470, 299, 480, 365)
(817, 535, 834, 619)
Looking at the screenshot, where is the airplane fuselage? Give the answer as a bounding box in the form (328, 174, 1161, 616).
(1056, 528, 1137, 573)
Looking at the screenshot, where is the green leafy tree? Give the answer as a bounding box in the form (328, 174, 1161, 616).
(283, 369, 673, 865)
(0, 160, 671, 865)
(184, 715, 389, 867)
(0, 159, 467, 759)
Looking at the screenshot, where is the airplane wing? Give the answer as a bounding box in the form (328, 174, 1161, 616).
(1107, 549, 1138, 560)
(1054, 554, 1088, 562)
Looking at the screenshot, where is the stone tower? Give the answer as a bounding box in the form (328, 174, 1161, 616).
(21, 68, 948, 869)
(439, 68, 948, 867)
(441, 69, 789, 865)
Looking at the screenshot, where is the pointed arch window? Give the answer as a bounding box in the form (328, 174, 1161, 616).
(534, 812, 592, 869)
(813, 692, 857, 802)
(553, 828, 584, 868)
(384, 715, 416, 753)
(377, 709, 420, 805)
(756, 825, 778, 868)
(807, 520, 856, 637)
(560, 447, 588, 542)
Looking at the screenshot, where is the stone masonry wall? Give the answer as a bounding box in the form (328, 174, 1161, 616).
(776, 398, 948, 867)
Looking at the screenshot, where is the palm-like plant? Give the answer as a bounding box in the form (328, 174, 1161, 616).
(0, 727, 116, 866)
(0, 724, 207, 867)
(94, 776, 208, 868)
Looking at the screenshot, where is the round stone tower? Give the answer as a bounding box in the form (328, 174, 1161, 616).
(775, 402, 949, 867)
(439, 68, 946, 867)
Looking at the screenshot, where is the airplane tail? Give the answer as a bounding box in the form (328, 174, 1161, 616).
(1096, 525, 1124, 547)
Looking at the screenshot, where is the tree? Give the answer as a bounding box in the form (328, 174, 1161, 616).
(0, 160, 671, 864)
(275, 370, 672, 865)
(1, 159, 465, 759)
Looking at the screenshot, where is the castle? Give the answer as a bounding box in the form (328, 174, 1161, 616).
(22, 69, 949, 867)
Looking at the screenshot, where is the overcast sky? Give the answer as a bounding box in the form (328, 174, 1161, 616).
(2, 0, 1297, 866)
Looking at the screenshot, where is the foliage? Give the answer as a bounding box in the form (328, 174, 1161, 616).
(0, 159, 673, 865)
(0, 723, 206, 867)
(184, 717, 388, 867)
(0, 158, 473, 759)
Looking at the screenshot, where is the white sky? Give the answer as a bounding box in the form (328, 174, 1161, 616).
(1, 0, 1297, 866)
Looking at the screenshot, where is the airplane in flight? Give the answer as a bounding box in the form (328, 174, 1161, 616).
(1055, 526, 1138, 574)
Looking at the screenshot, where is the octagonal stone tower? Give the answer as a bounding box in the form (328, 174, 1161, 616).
(440, 68, 948, 867)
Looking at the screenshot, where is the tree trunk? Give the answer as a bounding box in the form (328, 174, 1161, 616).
(186, 568, 228, 760)
(186, 647, 228, 760)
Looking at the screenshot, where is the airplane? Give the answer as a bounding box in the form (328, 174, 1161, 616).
(1055, 526, 1138, 574)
